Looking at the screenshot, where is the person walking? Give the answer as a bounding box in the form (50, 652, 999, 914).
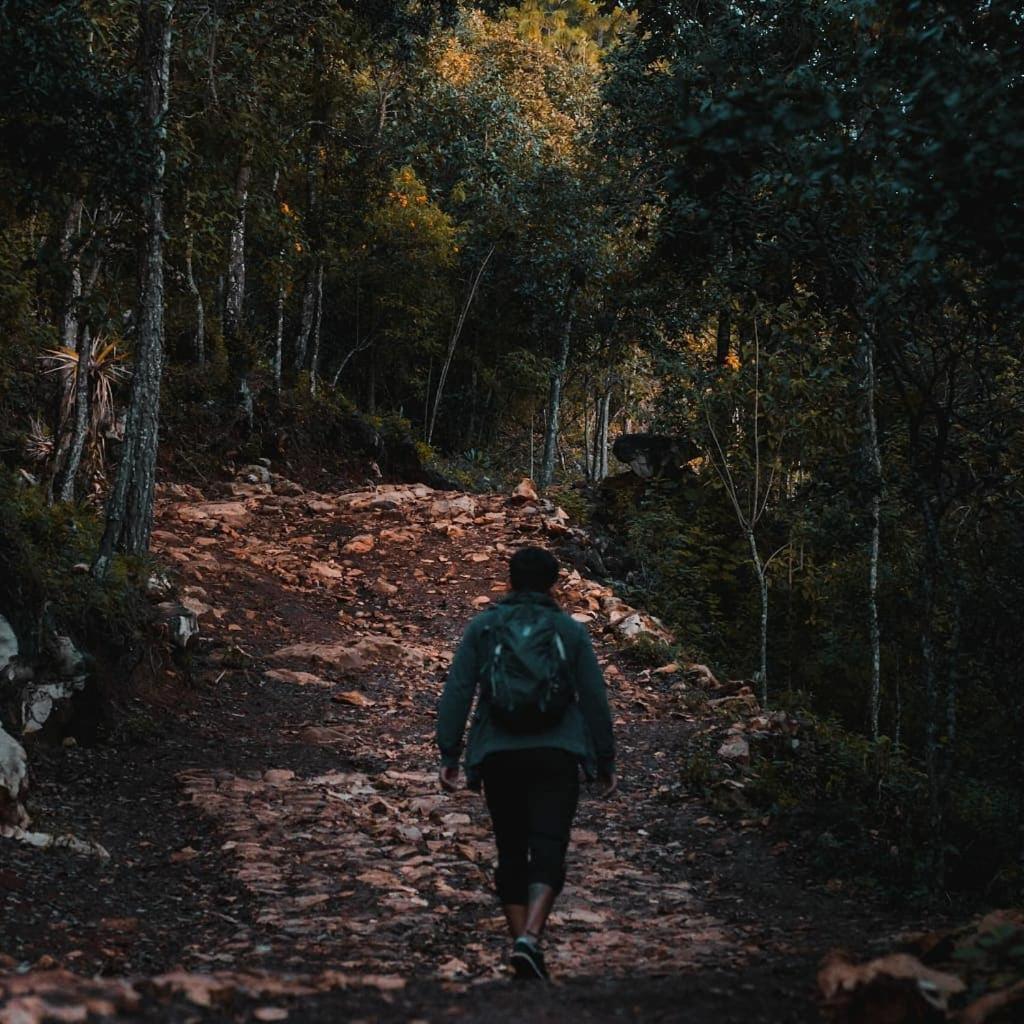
(436, 546, 617, 981)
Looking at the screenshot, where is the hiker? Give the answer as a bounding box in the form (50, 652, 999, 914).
(436, 546, 617, 981)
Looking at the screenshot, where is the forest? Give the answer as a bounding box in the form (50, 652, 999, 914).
(1, 0, 1023, 1021)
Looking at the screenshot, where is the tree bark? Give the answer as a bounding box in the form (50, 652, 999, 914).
(539, 281, 579, 491)
(748, 528, 769, 707)
(59, 199, 84, 350)
(596, 386, 611, 480)
(862, 331, 884, 739)
(184, 231, 204, 367)
(224, 141, 253, 428)
(427, 245, 495, 445)
(273, 279, 285, 393)
(94, 0, 173, 575)
(295, 35, 327, 376)
(47, 199, 86, 502)
(295, 262, 318, 373)
(308, 262, 325, 396)
(54, 326, 92, 503)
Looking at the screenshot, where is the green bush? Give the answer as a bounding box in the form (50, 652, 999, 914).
(0, 471, 149, 663)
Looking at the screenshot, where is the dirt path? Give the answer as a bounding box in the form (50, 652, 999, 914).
(1, 482, 926, 1022)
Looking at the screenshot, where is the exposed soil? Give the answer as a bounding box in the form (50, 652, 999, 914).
(1, 481, 933, 1022)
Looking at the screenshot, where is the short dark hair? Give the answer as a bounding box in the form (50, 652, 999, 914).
(509, 546, 560, 592)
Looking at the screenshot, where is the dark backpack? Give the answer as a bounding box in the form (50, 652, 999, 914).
(481, 602, 574, 733)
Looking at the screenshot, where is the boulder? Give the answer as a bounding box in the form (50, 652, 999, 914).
(156, 602, 200, 649)
(22, 679, 87, 735)
(0, 725, 28, 827)
(431, 495, 476, 518)
(718, 732, 750, 763)
(0, 615, 18, 675)
(511, 478, 539, 503)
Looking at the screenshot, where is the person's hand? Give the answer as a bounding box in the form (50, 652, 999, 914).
(597, 771, 618, 798)
(439, 764, 460, 792)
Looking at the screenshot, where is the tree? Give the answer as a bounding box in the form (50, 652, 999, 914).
(94, 0, 173, 575)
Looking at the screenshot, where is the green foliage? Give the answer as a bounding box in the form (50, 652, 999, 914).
(0, 471, 148, 660)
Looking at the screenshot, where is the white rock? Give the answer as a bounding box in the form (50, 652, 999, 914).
(0, 615, 17, 673)
(718, 734, 751, 762)
(22, 678, 87, 735)
(0, 825, 109, 859)
(0, 725, 28, 827)
(52, 633, 86, 677)
(156, 602, 200, 648)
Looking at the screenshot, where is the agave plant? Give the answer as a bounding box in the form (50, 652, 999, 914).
(24, 416, 54, 463)
(40, 334, 130, 468)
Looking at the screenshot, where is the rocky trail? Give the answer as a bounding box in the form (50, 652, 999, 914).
(2, 479, 935, 1022)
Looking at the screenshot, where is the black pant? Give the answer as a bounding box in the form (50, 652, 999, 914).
(481, 748, 580, 905)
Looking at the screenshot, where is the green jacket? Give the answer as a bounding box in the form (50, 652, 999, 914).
(436, 592, 616, 788)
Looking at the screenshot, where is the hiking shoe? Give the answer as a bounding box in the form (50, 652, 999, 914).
(511, 937, 549, 981)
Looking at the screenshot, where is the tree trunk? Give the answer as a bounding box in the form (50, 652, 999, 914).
(539, 282, 578, 491)
(862, 332, 884, 739)
(224, 145, 250, 331)
(919, 516, 942, 876)
(295, 37, 327, 376)
(308, 263, 324, 396)
(273, 279, 285, 393)
(224, 141, 253, 428)
(427, 245, 495, 445)
(93, 0, 173, 575)
(747, 529, 769, 707)
(295, 263, 318, 372)
(47, 199, 86, 502)
(54, 326, 92, 503)
(59, 199, 84, 350)
(184, 231, 204, 367)
(596, 386, 611, 481)
(582, 390, 592, 483)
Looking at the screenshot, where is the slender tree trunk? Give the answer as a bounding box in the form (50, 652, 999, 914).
(308, 263, 324, 396)
(273, 279, 285, 393)
(224, 141, 253, 428)
(539, 282, 579, 491)
(917, 492, 944, 878)
(747, 529, 769, 706)
(295, 263, 318, 372)
(54, 326, 92, 503)
(862, 332, 884, 739)
(48, 199, 86, 502)
(597, 386, 611, 481)
(529, 410, 535, 481)
(295, 36, 327, 376)
(94, 0, 173, 575)
(185, 231, 204, 367)
(583, 390, 593, 483)
(427, 245, 495, 445)
(59, 199, 84, 350)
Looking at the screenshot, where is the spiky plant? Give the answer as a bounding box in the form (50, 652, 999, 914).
(24, 416, 54, 463)
(40, 334, 130, 470)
